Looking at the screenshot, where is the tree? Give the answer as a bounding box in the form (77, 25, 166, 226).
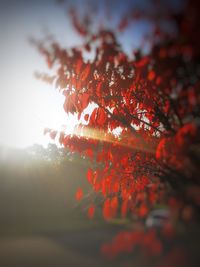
(32, 0, 200, 265)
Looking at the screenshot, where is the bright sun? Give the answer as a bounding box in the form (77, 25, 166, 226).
(0, 75, 77, 149)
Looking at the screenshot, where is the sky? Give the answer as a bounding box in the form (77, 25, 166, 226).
(0, 0, 81, 148)
(0, 0, 183, 149)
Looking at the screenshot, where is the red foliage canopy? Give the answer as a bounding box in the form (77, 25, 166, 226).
(33, 0, 200, 264)
(35, 0, 200, 220)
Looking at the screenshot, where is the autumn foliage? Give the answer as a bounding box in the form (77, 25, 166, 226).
(33, 0, 200, 265)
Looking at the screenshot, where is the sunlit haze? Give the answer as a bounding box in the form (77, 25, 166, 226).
(0, 0, 81, 148)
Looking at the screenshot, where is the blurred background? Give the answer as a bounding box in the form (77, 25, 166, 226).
(0, 144, 124, 266)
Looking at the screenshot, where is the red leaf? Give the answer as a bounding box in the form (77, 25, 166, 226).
(85, 148, 93, 159)
(118, 17, 128, 32)
(138, 204, 148, 217)
(81, 93, 90, 110)
(96, 82, 103, 97)
(84, 114, 89, 121)
(121, 200, 128, 218)
(97, 108, 107, 126)
(89, 108, 98, 125)
(59, 131, 65, 145)
(148, 70, 156, 81)
(75, 188, 83, 201)
(70, 8, 88, 36)
(103, 199, 112, 220)
(75, 59, 82, 75)
(110, 196, 118, 217)
(44, 128, 51, 135)
(134, 56, 150, 67)
(87, 168, 93, 183)
(63, 94, 77, 114)
(175, 123, 197, 147)
(50, 130, 57, 140)
(88, 204, 95, 219)
(150, 240, 163, 255)
(80, 65, 90, 82)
